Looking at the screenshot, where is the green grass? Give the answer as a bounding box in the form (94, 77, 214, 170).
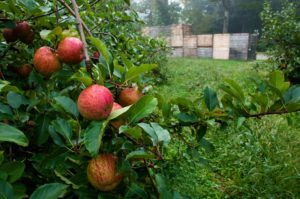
(158, 58, 300, 199)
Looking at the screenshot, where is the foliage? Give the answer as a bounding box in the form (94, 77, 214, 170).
(158, 58, 300, 198)
(261, 1, 300, 83)
(132, 0, 182, 26)
(1, 0, 300, 198)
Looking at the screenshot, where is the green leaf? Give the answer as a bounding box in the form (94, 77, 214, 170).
(89, 37, 110, 70)
(54, 96, 79, 117)
(0, 151, 3, 165)
(199, 138, 214, 153)
(0, 81, 10, 93)
(0, 20, 15, 29)
(119, 126, 142, 140)
(125, 64, 157, 82)
(54, 170, 79, 190)
(6, 92, 28, 109)
(48, 126, 64, 147)
(19, 0, 37, 12)
(150, 123, 171, 146)
(113, 59, 125, 79)
(176, 113, 198, 125)
(125, 183, 147, 199)
(40, 27, 62, 41)
(29, 183, 69, 199)
(123, 95, 158, 124)
(0, 123, 28, 147)
(35, 115, 50, 145)
(284, 85, 300, 104)
(0, 162, 25, 183)
(138, 123, 158, 146)
(69, 69, 93, 87)
(155, 174, 173, 199)
(204, 87, 219, 111)
(84, 121, 108, 157)
(0, 103, 12, 115)
(51, 119, 72, 145)
(224, 79, 245, 101)
(107, 106, 131, 121)
(268, 70, 290, 94)
(286, 103, 300, 112)
(40, 30, 51, 40)
(124, 0, 131, 5)
(0, 180, 15, 199)
(196, 125, 207, 143)
(126, 150, 155, 160)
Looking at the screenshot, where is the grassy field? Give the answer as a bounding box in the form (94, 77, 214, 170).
(158, 58, 300, 199)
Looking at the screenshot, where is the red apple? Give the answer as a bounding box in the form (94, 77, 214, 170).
(15, 21, 31, 40)
(87, 154, 123, 191)
(119, 87, 143, 106)
(17, 64, 32, 77)
(19, 29, 34, 44)
(57, 37, 84, 64)
(110, 102, 124, 129)
(33, 46, 61, 76)
(93, 51, 100, 59)
(92, 51, 101, 63)
(3, 28, 18, 43)
(77, 85, 113, 120)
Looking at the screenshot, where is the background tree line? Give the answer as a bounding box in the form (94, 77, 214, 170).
(132, 0, 300, 34)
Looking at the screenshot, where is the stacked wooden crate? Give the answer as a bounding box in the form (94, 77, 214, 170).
(213, 34, 230, 60)
(197, 34, 213, 58)
(142, 24, 257, 60)
(229, 33, 249, 60)
(170, 24, 192, 57)
(183, 36, 197, 57)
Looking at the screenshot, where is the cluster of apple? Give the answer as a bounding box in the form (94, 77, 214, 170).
(32, 36, 143, 191)
(3, 28, 143, 191)
(33, 36, 84, 76)
(3, 21, 34, 44)
(78, 83, 143, 191)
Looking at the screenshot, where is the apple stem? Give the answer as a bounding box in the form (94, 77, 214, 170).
(70, 0, 95, 82)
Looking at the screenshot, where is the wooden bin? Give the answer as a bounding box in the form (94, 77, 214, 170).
(197, 47, 213, 58)
(183, 48, 197, 57)
(171, 48, 183, 57)
(197, 34, 213, 47)
(213, 34, 230, 60)
(229, 33, 249, 60)
(171, 36, 183, 47)
(183, 36, 197, 48)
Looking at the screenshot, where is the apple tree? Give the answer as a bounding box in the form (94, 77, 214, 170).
(1, 0, 300, 199)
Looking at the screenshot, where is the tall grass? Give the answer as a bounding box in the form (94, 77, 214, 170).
(158, 58, 300, 198)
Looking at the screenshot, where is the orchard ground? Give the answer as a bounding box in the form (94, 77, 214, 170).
(157, 58, 300, 198)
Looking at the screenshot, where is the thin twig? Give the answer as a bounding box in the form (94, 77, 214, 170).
(55, 0, 59, 25)
(0, 70, 5, 80)
(70, 0, 95, 81)
(245, 109, 300, 118)
(144, 159, 160, 197)
(94, 31, 118, 43)
(57, 0, 92, 36)
(90, 0, 102, 7)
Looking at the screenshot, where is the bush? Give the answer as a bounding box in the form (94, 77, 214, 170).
(260, 1, 300, 83)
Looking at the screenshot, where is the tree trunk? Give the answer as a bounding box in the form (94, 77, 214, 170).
(222, 0, 230, 33)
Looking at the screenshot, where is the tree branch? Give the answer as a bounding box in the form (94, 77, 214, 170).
(70, 0, 95, 82)
(245, 109, 300, 118)
(57, 0, 92, 36)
